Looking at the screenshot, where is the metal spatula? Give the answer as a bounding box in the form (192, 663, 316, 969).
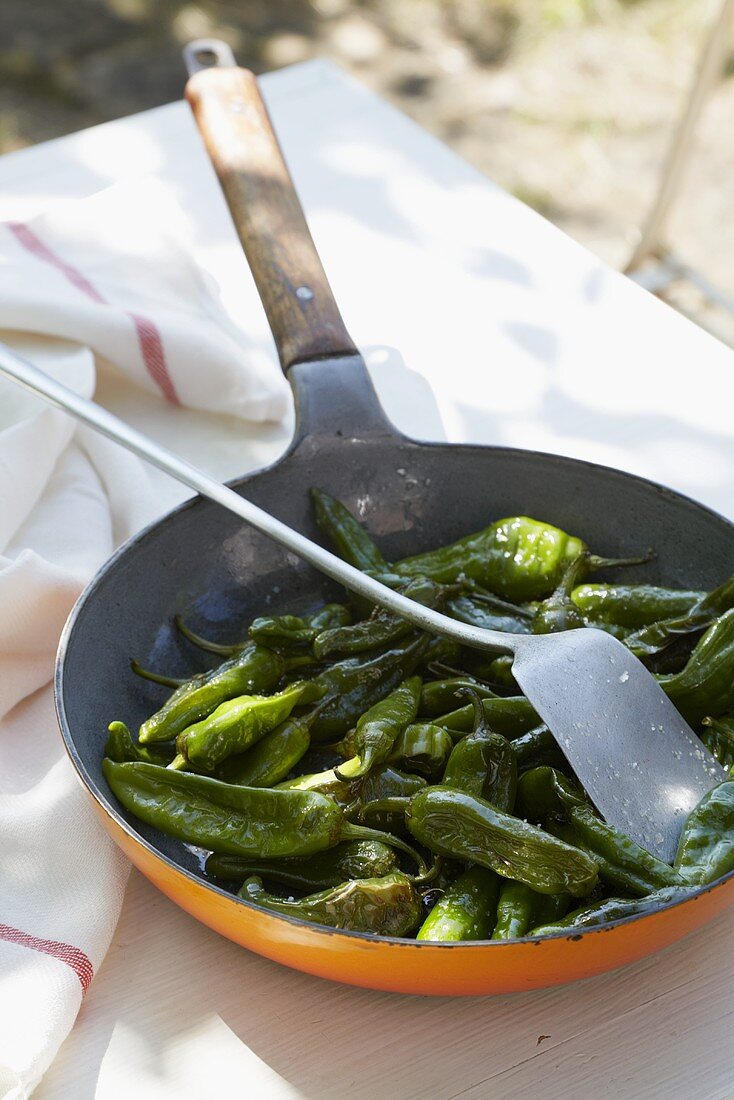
(0, 342, 726, 862)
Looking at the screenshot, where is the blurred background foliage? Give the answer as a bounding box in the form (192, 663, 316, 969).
(2, 0, 733, 335)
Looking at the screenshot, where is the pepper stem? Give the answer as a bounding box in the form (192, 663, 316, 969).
(130, 660, 185, 688)
(341, 823, 427, 878)
(174, 615, 241, 655)
(409, 854, 443, 887)
(587, 551, 653, 572)
(460, 586, 534, 618)
(167, 754, 188, 771)
(453, 687, 486, 734)
(357, 797, 411, 819)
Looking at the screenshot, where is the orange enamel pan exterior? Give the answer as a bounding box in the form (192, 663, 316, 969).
(54, 56, 734, 997)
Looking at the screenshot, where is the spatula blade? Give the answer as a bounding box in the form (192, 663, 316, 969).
(511, 628, 727, 863)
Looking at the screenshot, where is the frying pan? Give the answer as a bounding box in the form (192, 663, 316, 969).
(55, 46, 734, 995)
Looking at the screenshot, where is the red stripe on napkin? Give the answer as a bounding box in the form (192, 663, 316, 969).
(7, 220, 180, 405)
(0, 923, 94, 994)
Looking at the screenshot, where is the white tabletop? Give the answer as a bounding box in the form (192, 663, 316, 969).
(2, 60, 733, 1099)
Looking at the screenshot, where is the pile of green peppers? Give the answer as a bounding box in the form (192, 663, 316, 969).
(102, 489, 734, 941)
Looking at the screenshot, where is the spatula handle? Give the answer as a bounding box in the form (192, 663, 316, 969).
(184, 44, 357, 372)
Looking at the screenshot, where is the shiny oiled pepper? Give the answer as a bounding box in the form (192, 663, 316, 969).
(531, 553, 588, 634)
(514, 765, 587, 821)
(492, 881, 569, 940)
(419, 678, 500, 720)
(571, 584, 705, 629)
(335, 677, 422, 781)
(433, 696, 539, 740)
(509, 725, 566, 774)
(138, 643, 286, 744)
(388, 722, 454, 779)
(529, 886, 693, 937)
(545, 812, 683, 896)
(314, 578, 451, 661)
(392, 516, 588, 602)
(517, 768, 682, 896)
(349, 765, 426, 834)
(662, 608, 734, 723)
(416, 867, 499, 942)
(445, 590, 533, 635)
(103, 760, 424, 865)
(214, 697, 332, 787)
(480, 655, 517, 691)
(356, 764, 427, 804)
(171, 680, 321, 773)
(442, 690, 516, 811)
(277, 768, 352, 806)
(405, 786, 599, 896)
(624, 574, 734, 659)
(310, 488, 387, 573)
(249, 604, 351, 652)
(104, 721, 173, 767)
(205, 839, 398, 890)
(307, 634, 428, 743)
(674, 779, 734, 884)
(700, 715, 734, 769)
(239, 871, 422, 936)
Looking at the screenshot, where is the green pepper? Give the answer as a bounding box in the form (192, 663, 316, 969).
(442, 689, 516, 811)
(171, 680, 321, 773)
(388, 722, 454, 779)
(308, 634, 429, 743)
(416, 867, 499, 941)
(625, 574, 734, 659)
(509, 725, 566, 773)
(103, 759, 425, 867)
(517, 767, 682, 896)
(662, 608, 734, 723)
(434, 696, 540, 740)
(314, 578, 451, 661)
(531, 553, 588, 634)
(571, 584, 705, 629)
(492, 881, 569, 940)
(445, 590, 533, 635)
(392, 516, 587, 601)
(214, 696, 332, 787)
(700, 715, 734, 769)
(335, 677, 422, 781)
(310, 488, 387, 573)
(240, 871, 422, 936)
(205, 838, 398, 890)
(529, 886, 694, 937)
(348, 765, 426, 834)
(492, 656, 521, 691)
(250, 604, 352, 652)
(545, 812, 683, 896)
(514, 766, 587, 821)
(419, 677, 500, 721)
(674, 779, 734, 884)
(104, 721, 174, 766)
(405, 786, 598, 896)
(138, 643, 286, 744)
(277, 767, 352, 806)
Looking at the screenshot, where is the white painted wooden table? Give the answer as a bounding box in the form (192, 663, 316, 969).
(2, 60, 733, 1099)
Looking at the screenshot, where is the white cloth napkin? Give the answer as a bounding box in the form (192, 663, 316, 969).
(0, 182, 289, 1098)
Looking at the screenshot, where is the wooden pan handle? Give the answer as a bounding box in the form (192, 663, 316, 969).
(185, 64, 357, 372)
